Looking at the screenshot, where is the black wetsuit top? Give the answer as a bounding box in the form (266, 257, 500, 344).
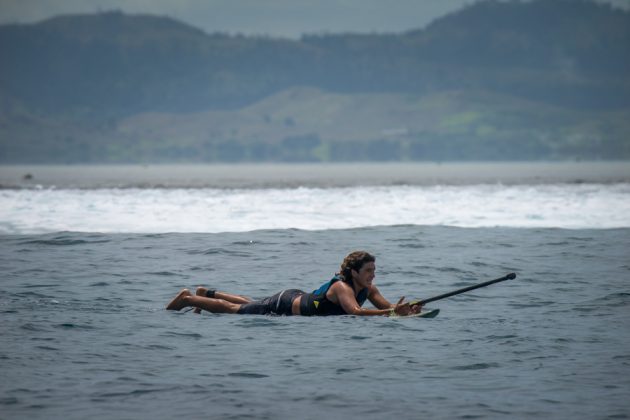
(299, 275, 369, 316)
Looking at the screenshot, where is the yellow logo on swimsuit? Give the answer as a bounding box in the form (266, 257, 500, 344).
(313, 300, 320, 309)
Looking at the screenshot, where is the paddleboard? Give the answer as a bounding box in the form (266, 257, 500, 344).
(390, 308, 440, 318)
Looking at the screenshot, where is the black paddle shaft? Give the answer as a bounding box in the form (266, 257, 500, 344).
(411, 273, 516, 306)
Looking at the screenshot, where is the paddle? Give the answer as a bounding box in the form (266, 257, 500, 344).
(409, 273, 516, 307)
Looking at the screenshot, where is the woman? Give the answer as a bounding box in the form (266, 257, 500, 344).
(166, 251, 421, 317)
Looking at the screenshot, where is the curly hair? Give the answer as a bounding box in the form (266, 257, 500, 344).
(339, 251, 375, 282)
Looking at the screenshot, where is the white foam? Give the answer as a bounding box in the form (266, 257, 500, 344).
(1, 184, 629, 233)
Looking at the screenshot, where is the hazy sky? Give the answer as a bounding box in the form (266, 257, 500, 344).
(1, 0, 629, 38)
(1, 0, 626, 38)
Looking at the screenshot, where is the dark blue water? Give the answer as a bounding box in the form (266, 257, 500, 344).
(1, 226, 629, 419)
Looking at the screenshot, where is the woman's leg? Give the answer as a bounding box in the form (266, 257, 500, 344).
(193, 287, 252, 314)
(166, 289, 241, 314)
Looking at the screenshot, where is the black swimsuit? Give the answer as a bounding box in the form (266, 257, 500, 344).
(237, 289, 304, 315)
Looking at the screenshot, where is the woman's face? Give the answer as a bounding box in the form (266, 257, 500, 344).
(352, 261, 376, 288)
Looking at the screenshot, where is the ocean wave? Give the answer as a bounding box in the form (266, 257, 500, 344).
(1, 183, 629, 233)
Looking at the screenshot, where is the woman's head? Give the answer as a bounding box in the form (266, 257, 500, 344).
(339, 251, 376, 283)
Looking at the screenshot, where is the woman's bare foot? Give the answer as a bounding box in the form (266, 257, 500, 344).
(166, 289, 192, 311)
(193, 287, 208, 314)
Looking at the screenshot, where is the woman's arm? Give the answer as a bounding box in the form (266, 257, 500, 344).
(332, 282, 414, 316)
(368, 285, 422, 315)
(367, 285, 394, 309)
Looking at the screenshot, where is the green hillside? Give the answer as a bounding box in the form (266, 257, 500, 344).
(3, 88, 627, 163)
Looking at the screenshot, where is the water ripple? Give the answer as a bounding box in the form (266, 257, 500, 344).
(227, 372, 269, 378)
(451, 363, 500, 370)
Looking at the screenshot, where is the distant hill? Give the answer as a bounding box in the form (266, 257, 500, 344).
(1, 0, 629, 162)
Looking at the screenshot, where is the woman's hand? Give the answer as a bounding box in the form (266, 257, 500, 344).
(392, 296, 422, 316)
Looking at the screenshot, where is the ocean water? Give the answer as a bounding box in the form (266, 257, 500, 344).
(1, 163, 630, 419)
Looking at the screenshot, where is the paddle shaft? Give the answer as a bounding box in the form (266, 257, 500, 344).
(412, 273, 516, 306)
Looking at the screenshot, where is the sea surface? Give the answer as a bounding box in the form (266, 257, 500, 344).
(1, 163, 629, 419)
